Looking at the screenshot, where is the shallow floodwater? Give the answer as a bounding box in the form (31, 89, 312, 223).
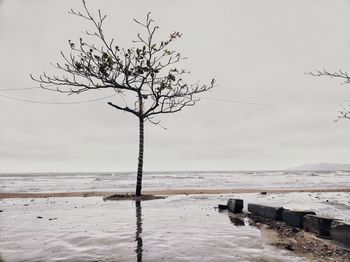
(0, 170, 349, 193)
(1, 192, 349, 262)
(0, 194, 306, 262)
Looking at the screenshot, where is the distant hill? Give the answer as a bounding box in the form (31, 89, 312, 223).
(287, 162, 350, 171)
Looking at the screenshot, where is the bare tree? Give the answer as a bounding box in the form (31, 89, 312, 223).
(309, 69, 350, 120)
(31, 0, 215, 197)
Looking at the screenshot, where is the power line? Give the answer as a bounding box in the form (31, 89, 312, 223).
(0, 86, 337, 112)
(0, 86, 128, 105)
(0, 93, 118, 105)
(0, 87, 40, 91)
(199, 97, 335, 113)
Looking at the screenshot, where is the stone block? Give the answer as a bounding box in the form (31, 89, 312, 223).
(330, 221, 350, 248)
(227, 199, 243, 213)
(247, 204, 284, 220)
(282, 210, 316, 228)
(303, 214, 335, 238)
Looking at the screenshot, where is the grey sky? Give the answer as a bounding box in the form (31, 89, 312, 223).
(0, 0, 349, 172)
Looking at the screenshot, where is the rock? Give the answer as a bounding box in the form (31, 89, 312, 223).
(260, 192, 267, 195)
(0, 210, 3, 213)
(330, 221, 350, 248)
(284, 244, 294, 251)
(218, 204, 228, 210)
(303, 214, 335, 238)
(227, 199, 243, 213)
(37, 216, 43, 219)
(282, 210, 316, 228)
(248, 204, 284, 220)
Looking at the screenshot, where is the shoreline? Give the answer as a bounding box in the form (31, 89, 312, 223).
(1, 187, 350, 199)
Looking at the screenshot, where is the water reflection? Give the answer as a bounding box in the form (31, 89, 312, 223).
(228, 215, 245, 226)
(135, 200, 143, 262)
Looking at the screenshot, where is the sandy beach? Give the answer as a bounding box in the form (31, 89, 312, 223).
(1, 187, 350, 199)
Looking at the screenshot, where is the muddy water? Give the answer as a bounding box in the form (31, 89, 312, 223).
(0, 194, 320, 261)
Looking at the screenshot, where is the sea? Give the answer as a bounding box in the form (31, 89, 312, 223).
(1, 170, 349, 193)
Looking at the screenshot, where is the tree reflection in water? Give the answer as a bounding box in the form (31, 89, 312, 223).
(135, 200, 143, 262)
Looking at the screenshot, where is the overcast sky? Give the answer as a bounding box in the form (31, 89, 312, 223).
(0, 0, 350, 172)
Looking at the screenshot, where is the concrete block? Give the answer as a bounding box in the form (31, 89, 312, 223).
(282, 210, 316, 228)
(330, 221, 350, 248)
(247, 204, 284, 220)
(218, 204, 228, 210)
(227, 199, 243, 213)
(303, 214, 335, 238)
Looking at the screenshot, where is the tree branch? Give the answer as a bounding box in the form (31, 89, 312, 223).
(308, 69, 350, 121)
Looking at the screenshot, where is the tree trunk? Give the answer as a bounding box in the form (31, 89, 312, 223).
(135, 116, 144, 197)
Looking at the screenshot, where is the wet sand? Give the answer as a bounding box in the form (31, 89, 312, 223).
(1, 187, 349, 199)
(1, 191, 349, 261)
(0, 193, 307, 261)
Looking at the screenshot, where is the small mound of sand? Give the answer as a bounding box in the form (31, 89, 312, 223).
(103, 193, 165, 201)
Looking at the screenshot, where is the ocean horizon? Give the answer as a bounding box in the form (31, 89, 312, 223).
(1, 170, 349, 194)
